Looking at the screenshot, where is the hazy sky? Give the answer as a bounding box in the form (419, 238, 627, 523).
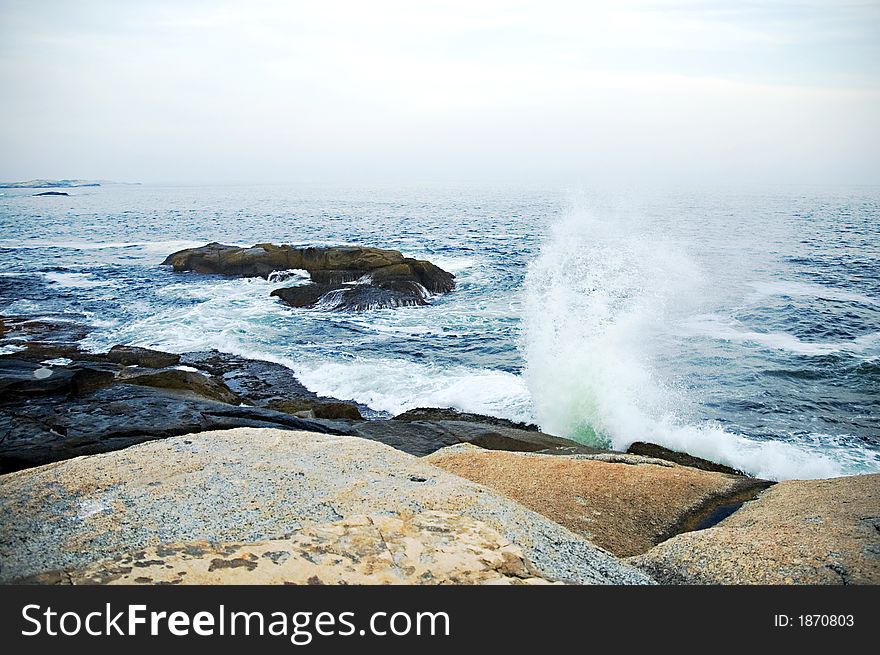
(1, 0, 878, 185)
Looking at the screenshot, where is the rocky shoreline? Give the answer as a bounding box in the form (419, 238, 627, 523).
(1, 244, 878, 585)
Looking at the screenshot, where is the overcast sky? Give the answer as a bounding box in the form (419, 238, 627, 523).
(1, 0, 878, 185)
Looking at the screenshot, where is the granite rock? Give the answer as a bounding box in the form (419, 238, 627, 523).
(28, 512, 557, 585)
(0, 428, 653, 585)
(629, 473, 880, 584)
(426, 447, 772, 557)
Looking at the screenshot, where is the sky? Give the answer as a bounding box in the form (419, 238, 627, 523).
(1, 0, 878, 185)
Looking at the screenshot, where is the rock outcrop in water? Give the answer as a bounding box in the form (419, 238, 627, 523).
(161, 242, 455, 310)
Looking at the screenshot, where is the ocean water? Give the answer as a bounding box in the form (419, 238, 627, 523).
(1, 184, 878, 481)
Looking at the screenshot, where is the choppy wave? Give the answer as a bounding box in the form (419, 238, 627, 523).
(82, 276, 294, 353)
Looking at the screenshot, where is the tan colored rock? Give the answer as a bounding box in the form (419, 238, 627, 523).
(425, 446, 771, 557)
(0, 428, 653, 584)
(29, 511, 555, 585)
(629, 474, 880, 584)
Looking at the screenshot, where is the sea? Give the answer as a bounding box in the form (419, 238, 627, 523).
(1, 183, 878, 481)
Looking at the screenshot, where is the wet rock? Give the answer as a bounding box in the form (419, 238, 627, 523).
(627, 442, 745, 476)
(346, 419, 601, 457)
(0, 317, 92, 361)
(426, 447, 772, 557)
(0, 428, 653, 584)
(117, 367, 240, 404)
(68, 363, 119, 395)
(0, 384, 352, 473)
(107, 345, 181, 369)
(34, 191, 69, 196)
(393, 407, 540, 432)
(629, 473, 880, 584)
(180, 350, 373, 417)
(29, 512, 557, 585)
(0, 359, 77, 395)
(268, 399, 363, 421)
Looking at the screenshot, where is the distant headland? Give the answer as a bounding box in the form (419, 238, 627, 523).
(0, 179, 140, 188)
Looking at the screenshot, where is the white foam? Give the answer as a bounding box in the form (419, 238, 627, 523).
(42, 358, 72, 366)
(416, 255, 478, 274)
(0, 344, 26, 355)
(42, 272, 112, 289)
(680, 314, 880, 356)
(639, 420, 845, 480)
(294, 357, 533, 423)
(267, 269, 311, 284)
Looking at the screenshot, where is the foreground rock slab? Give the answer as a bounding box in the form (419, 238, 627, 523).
(0, 428, 653, 585)
(426, 446, 772, 557)
(629, 473, 880, 584)
(29, 512, 556, 585)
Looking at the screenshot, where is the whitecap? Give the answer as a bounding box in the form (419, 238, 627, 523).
(747, 279, 878, 306)
(679, 314, 880, 356)
(42, 272, 112, 289)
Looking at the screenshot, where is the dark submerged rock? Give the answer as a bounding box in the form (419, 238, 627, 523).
(0, 316, 92, 360)
(33, 191, 69, 196)
(270, 282, 432, 310)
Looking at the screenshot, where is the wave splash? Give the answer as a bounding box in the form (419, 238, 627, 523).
(521, 208, 845, 481)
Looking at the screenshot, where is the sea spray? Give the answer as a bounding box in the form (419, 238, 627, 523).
(522, 206, 698, 445)
(521, 207, 845, 480)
